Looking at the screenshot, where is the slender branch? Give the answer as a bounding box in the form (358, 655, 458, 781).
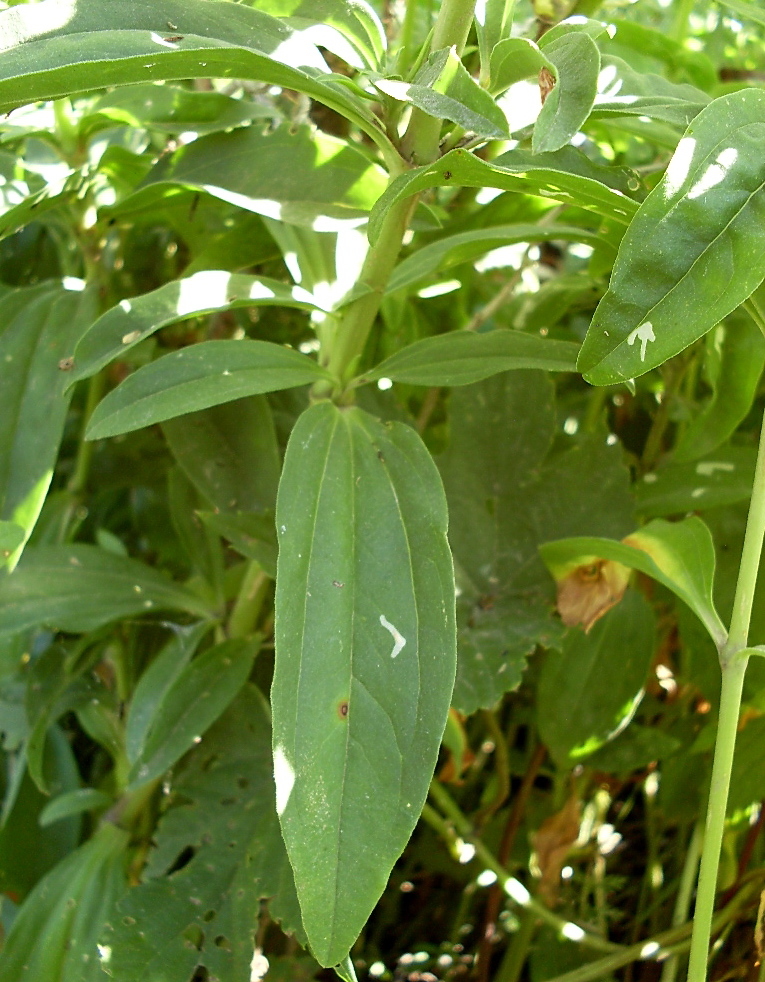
(660, 821, 703, 982)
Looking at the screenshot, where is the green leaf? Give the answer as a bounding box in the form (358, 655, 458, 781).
(387, 223, 604, 294)
(439, 373, 635, 715)
(85, 340, 332, 439)
(110, 685, 304, 981)
(729, 715, 765, 814)
(476, 0, 516, 86)
(374, 47, 509, 140)
(139, 123, 389, 230)
(0, 169, 86, 243)
(369, 145, 639, 244)
(532, 32, 601, 154)
(127, 636, 259, 789)
(163, 395, 282, 513)
(488, 37, 551, 95)
(540, 516, 727, 646)
(39, 788, 113, 827)
(583, 724, 681, 775)
(0, 282, 98, 569)
(592, 56, 710, 129)
(360, 330, 579, 386)
(71, 271, 324, 383)
(0, 521, 24, 567)
(197, 510, 278, 579)
(636, 446, 756, 516)
(537, 590, 656, 768)
(0, 545, 212, 637)
(125, 622, 211, 766)
(0, 822, 128, 982)
(0, 0, 388, 148)
(674, 315, 765, 461)
(578, 89, 765, 384)
(272, 402, 456, 965)
(716, 0, 765, 28)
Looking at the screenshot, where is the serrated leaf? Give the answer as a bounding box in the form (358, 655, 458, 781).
(0, 282, 98, 569)
(163, 395, 281, 514)
(360, 330, 578, 386)
(0, 545, 212, 637)
(636, 446, 756, 516)
(532, 32, 600, 154)
(109, 685, 304, 981)
(540, 516, 727, 646)
(125, 622, 211, 766)
(369, 145, 638, 244)
(127, 636, 259, 789)
(85, 340, 332, 439)
(438, 373, 635, 715)
(374, 47, 509, 139)
(537, 591, 655, 768)
(71, 271, 324, 383)
(272, 402, 455, 965)
(387, 223, 603, 294)
(578, 89, 765, 384)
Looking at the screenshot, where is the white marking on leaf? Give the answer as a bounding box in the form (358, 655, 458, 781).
(273, 746, 295, 816)
(627, 321, 656, 362)
(696, 461, 735, 476)
(380, 614, 406, 658)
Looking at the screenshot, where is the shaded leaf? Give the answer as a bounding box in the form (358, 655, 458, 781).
(0, 545, 212, 637)
(0, 521, 24, 567)
(85, 340, 332, 438)
(578, 89, 765, 384)
(360, 329, 578, 386)
(533, 32, 600, 154)
(197, 510, 278, 579)
(39, 788, 113, 828)
(273, 402, 455, 965)
(636, 446, 756, 516)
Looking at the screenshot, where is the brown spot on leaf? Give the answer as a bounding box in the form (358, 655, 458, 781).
(539, 66, 556, 105)
(556, 559, 630, 632)
(58, 357, 74, 371)
(337, 700, 349, 720)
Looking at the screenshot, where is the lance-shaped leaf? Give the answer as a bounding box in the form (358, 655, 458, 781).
(533, 31, 601, 154)
(0, 545, 212, 637)
(591, 56, 710, 129)
(71, 271, 325, 383)
(540, 516, 727, 647)
(578, 88, 765, 384)
(0, 282, 98, 570)
(272, 402, 456, 965)
(636, 446, 757, 517)
(373, 47, 509, 140)
(84, 340, 333, 439)
(476, 0, 516, 86)
(0, 0, 389, 152)
(0, 521, 24, 567)
(360, 330, 578, 387)
(369, 146, 638, 243)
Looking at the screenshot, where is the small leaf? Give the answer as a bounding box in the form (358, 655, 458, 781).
(85, 340, 332, 439)
(127, 637, 260, 790)
(578, 88, 765, 384)
(488, 37, 548, 95)
(39, 789, 113, 827)
(537, 590, 656, 767)
(273, 402, 456, 965)
(636, 446, 756, 516)
(540, 516, 727, 646)
(374, 47, 509, 139)
(71, 271, 324, 383)
(0, 545, 212, 637)
(360, 330, 578, 386)
(532, 32, 601, 154)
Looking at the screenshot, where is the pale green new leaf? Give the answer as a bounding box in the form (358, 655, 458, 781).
(85, 340, 332, 439)
(476, 0, 515, 85)
(360, 330, 578, 386)
(540, 516, 726, 646)
(533, 32, 601, 154)
(272, 402, 455, 965)
(578, 89, 765, 384)
(0, 545, 212, 637)
(71, 271, 325, 383)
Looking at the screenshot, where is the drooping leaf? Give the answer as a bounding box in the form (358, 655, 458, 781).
(578, 88, 765, 384)
(85, 340, 332, 439)
(127, 636, 259, 789)
(369, 145, 639, 244)
(439, 373, 635, 715)
(109, 685, 304, 981)
(636, 446, 757, 516)
(374, 47, 509, 140)
(71, 271, 325, 383)
(163, 395, 281, 514)
(540, 516, 727, 646)
(532, 32, 601, 154)
(360, 330, 578, 386)
(0, 282, 98, 569)
(0, 822, 129, 982)
(0, 545, 212, 637)
(537, 590, 656, 768)
(272, 402, 455, 965)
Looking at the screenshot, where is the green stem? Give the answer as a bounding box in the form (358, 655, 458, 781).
(493, 907, 538, 982)
(227, 562, 269, 639)
(661, 821, 704, 982)
(670, 0, 695, 44)
(68, 371, 105, 496)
